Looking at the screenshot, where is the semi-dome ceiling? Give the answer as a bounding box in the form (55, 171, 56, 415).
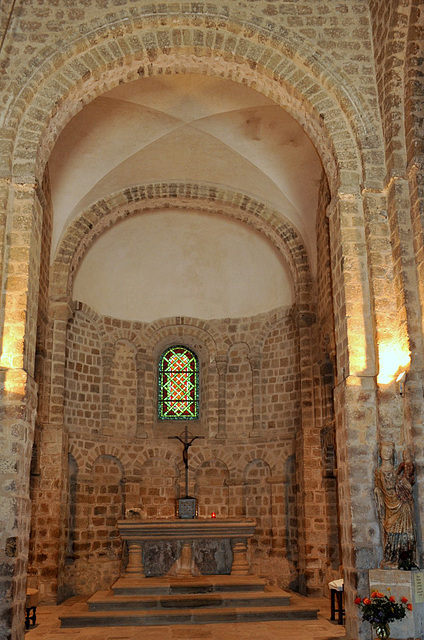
(49, 74, 323, 321)
(73, 210, 294, 322)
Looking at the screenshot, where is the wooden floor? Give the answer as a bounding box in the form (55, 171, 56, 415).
(26, 593, 347, 639)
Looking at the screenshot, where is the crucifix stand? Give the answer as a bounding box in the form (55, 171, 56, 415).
(170, 426, 202, 519)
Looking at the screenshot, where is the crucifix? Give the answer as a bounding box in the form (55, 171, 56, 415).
(169, 426, 203, 518)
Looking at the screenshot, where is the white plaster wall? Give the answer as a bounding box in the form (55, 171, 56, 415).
(72, 209, 294, 321)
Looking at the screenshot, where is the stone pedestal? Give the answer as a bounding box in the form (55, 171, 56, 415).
(369, 569, 424, 639)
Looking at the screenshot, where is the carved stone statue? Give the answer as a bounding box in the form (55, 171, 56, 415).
(374, 442, 416, 568)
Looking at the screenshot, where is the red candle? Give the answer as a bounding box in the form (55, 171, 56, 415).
(211, 512, 216, 519)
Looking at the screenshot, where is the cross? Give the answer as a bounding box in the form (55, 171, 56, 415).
(169, 426, 202, 498)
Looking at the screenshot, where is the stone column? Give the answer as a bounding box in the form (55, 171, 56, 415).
(0, 182, 42, 640)
(248, 351, 262, 437)
(327, 192, 379, 640)
(385, 174, 424, 566)
(215, 355, 228, 439)
(135, 351, 147, 438)
(100, 344, 114, 436)
(33, 300, 74, 604)
(0, 370, 38, 640)
(294, 306, 328, 597)
(266, 474, 287, 555)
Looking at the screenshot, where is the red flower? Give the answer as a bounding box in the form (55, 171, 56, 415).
(370, 591, 377, 598)
(389, 596, 396, 602)
(401, 596, 408, 604)
(354, 597, 361, 605)
(363, 597, 371, 605)
(407, 603, 413, 611)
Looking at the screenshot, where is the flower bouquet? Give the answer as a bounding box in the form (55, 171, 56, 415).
(355, 590, 412, 639)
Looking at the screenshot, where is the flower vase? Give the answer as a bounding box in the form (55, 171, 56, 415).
(374, 623, 390, 639)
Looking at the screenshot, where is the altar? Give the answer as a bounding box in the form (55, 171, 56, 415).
(117, 518, 256, 578)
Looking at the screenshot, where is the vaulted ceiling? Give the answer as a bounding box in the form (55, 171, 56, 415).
(49, 75, 323, 321)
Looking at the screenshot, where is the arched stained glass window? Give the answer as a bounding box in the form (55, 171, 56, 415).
(158, 346, 199, 420)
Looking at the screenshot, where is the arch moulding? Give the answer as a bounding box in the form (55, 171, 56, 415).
(51, 182, 314, 311)
(3, 11, 384, 195)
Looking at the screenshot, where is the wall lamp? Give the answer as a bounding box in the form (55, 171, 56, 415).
(396, 370, 407, 397)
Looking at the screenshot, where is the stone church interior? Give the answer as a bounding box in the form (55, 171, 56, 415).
(0, 1, 423, 639)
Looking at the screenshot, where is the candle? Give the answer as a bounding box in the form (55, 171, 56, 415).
(211, 512, 216, 519)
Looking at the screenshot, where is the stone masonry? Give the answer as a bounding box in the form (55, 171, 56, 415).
(0, 2, 423, 640)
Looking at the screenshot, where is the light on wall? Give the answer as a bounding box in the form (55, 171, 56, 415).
(377, 342, 410, 386)
(396, 370, 407, 397)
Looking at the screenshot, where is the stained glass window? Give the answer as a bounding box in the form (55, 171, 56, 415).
(158, 346, 199, 420)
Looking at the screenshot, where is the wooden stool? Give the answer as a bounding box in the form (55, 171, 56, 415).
(328, 578, 344, 625)
(25, 588, 39, 629)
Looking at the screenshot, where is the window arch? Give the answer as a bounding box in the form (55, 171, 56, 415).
(158, 346, 199, 420)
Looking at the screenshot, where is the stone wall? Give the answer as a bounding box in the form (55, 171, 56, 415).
(0, 1, 423, 639)
(47, 302, 303, 595)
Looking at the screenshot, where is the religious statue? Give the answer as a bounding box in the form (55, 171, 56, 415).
(374, 441, 416, 568)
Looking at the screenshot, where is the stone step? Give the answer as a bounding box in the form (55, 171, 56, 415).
(60, 603, 319, 628)
(112, 575, 268, 596)
(88, 586, 291, 611)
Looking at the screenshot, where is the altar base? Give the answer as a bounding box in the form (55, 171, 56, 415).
(117, 518, 256, 578)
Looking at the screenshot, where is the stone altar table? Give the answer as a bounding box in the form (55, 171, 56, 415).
(117, 518, 256, 578)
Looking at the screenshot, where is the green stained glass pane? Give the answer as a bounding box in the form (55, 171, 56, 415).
(158, 346, 199, 420)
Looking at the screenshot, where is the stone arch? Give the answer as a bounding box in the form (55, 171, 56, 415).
(256, 307, 294, 353)
(371, 0, 413, 173)
(52, 185, 312, 307)
(145, 317, 218, 360)
(70, 302, 108, 344)
(5, 9, 383, 191)
(82, 444, 132, 476)
(239, 448, 277, 475)
(189, 449, 239, 481)
(109, 332, 143, 352)
(91, 452, 125, 482)
(133, 447, 179, 469)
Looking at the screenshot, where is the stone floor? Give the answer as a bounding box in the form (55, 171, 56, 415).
(26, 593, 347, 639)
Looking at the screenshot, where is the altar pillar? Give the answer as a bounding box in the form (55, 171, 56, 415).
(231, 538, 250, 576)
(126, 542, 144, 577)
